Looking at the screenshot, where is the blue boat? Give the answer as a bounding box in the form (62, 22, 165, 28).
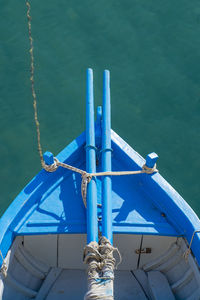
(0, 69, 200, 299)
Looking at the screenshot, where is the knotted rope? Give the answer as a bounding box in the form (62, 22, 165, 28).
(0, 250, 7, 278)
(42, 156, 157, 177)
(26, 1, 158, 189)
(83, 237, 121, 300)
(26, 2, 158, 207)
(42, 157, 158, 208)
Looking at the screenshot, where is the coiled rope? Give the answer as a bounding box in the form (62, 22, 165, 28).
(83, 237, 121, 300)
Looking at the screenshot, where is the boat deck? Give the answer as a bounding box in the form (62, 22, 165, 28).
(45, 270, 147, 300)
(15, 132, 179, 238)
(2, 236, 200, 299)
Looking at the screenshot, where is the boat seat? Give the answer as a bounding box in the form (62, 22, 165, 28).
(148, 271, 175, 300)
(132, 269, 151, 298)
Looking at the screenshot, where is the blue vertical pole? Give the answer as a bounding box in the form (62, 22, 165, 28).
(86, 68, 98, 244)
(102, 70, 113, 244)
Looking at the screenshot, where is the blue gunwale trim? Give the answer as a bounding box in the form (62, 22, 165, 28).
(0, 130, 86, 265)
(111, 129, 200, 265)
(16, 221, 179, 237)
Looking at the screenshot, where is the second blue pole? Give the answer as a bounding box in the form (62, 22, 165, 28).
(102, 70, 113, 244)
(86, 68, 98, 244)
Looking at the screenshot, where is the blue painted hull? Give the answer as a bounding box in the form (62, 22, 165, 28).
(1, 68, 200, 300)
(0, 124, 200, 268)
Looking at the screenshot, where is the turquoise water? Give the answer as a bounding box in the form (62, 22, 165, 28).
(0, 1, 200, 217)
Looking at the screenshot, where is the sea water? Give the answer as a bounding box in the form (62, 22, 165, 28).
(0, 0, 200, 216)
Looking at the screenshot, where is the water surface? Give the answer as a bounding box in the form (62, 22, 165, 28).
(0, 1, 200, 216)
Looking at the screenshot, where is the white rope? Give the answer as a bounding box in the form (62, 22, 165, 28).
(43, 157, 158, 177)
(81, 174, 92, 208)
(0, 250, 7, 278)
(43, 157, 158, 208)
(183, 230, 200, 261)
(43, 157, 156, 299)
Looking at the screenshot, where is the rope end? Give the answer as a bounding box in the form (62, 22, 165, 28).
(42, 152, 58, 172)
(142, 163, 158, 174)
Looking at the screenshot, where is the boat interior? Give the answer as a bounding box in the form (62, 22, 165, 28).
(0, 234, 200, 300)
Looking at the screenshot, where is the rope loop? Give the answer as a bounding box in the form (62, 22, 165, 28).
(43, 157, 158, 177)
(81, 173, 93, 208)
(142, 163, 158, 174)
(99, 237, 122, 270)
(42, 157, 158, 208)
(42, 157, 59, 172)
(83, 242, 102, 265)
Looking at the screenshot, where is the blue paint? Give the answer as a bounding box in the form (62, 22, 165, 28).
(1, 69, 200, 268)
(0, 131, 87, 265)
(95, 106, 102, 144)
(43, 151, 54, 165)
(145, 152, 159, 168)
(0, 125, 199, 264)
(102, 70, 113, 244)
(86, 68, 98, 243)
(96, 106, 102, 126)
(143, 171, 200, 265)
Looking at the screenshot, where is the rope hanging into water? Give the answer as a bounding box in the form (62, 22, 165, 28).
(25, 0, 158, 219)
(24, 4, 158, 299)
(26, 0, 158, 178)
(26, 1, 45, 169)
(25, 1, 158, 180)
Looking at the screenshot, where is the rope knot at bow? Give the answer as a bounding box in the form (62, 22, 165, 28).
(142, 163, 158, 174)
(42, 157, 158, 177)
(41, 157, 158, 208)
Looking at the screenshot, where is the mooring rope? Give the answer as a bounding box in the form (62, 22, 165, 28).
(25, 1, 158, 192)
(24, 4, 159, 299)
(26, 1, 158, 179)
(26, 1, 45, 169)
(43, 156, 158, 208)
(43, 156, 157, 176)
